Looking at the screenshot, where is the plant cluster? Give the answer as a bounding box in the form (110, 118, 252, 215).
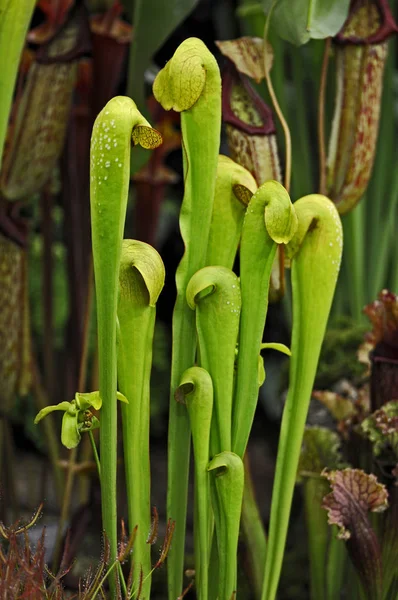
(0, 1, 397, 599)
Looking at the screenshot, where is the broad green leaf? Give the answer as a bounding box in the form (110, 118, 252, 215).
(0, 0, 36, 167)
(76, 391, 102, 411)
(34, 401, 74, 424)
(61, 411, 80, 449)
(264, 0, 351, 46)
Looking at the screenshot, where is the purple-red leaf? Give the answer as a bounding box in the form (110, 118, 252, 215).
(146, 506, 159, 545)
(364, 290, 398, 350)
(323, 468, 388, 539)
(364, 290, 398, 410)
(323, 468, 388, 599)
(335, 0, 398, 45)
(153, 519, 175, 570)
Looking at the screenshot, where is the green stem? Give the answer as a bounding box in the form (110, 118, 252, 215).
(318, 38, 331, 196)
(52, 446, 77, 572)
(90, 96, 161, 593)
(305, 478, 330, 600)
(241, 454, 266, 600)
(89, 430, 101, 480)
(89, 559, 119, 599)
(208, 532, 219, 600)
(117, 240, 165, 598)
(118, 562, 128, 597)
(290, 50, 313, 198)
(262, 195, 343, 600)
(371, 165, 398, 296)
(232, 181, 296, 458)
(268, 31, 287, 130)
(306, 0, 315, 30)
(342, 203, 365, 321)
(176, 367, 213, 600)
(263, 7, 292, 192)
(326, 527, 347, 600)
(208, 452, 244, 600)
(40, 188, 55, 401)
(187, 267, 241, 455)
(153, 38, 221, 598)
(52, 261, 94, 571)
(32, 363, 64, 503)
(236, 0, 266, 38)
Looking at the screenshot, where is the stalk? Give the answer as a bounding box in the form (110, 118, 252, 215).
(318, 38, 332, 196)
(326, 527, 347, 600)
(304, 477, 330, 600)
(371, 165, 398, 297)
(153, 38, 221, 598)
(261, 195, 343, 600)
(290, 49, 313, 199)
(187, 267, 241, 455)
(90, 96, 161, 589)
(52, 263, 94, 570)
(341, 203, 365, 321)
(40, 189, 55, 400)
(241, 454, 267, 600)
(232, 181, 297, 458)
(236, 0, 266, 38)
(263, 9, 291, 192)
(117, 239, 165, 598)
(208, 452, 244, 600)
(31, 363, 64, 503)
(176, 367, 213, 600)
